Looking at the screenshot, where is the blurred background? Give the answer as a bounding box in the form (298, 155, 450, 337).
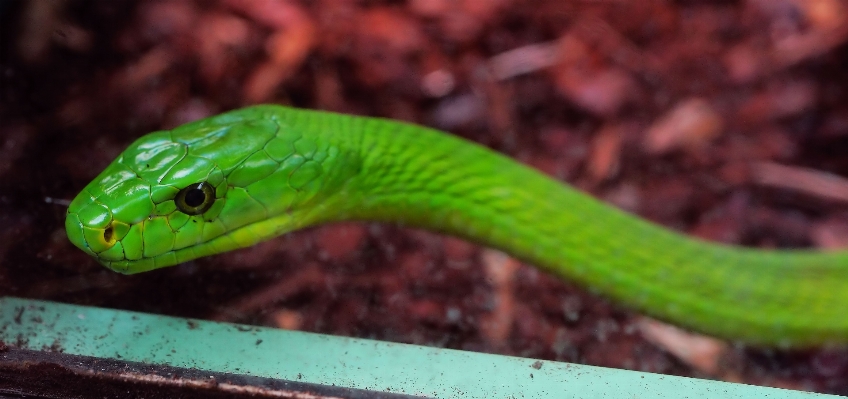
(1, 0, 848, 394)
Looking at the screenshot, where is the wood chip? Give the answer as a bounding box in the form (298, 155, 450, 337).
(750, 162, 848, 204)
(638, 318, 729, 375)
(587, 123, 625, 182)
(479, 249, 520, 346)
(644, 98, 723, 154)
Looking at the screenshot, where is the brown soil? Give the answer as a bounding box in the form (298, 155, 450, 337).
(1, 0, 847, 394)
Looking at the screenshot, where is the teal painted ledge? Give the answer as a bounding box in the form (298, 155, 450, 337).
(0, 297, 839, 398)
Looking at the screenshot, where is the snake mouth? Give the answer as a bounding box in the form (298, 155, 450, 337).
(65, 212, 110, 256)
(94, 208, 321, 275)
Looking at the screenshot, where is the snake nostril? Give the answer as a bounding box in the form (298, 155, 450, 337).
(104, 226, 114, 243)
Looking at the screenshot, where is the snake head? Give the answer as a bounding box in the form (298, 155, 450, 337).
(65, 106, 348, 274)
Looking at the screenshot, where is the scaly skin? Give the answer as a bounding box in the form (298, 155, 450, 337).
(65, 105, 848, 347)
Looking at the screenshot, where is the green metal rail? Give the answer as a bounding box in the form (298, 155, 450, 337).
(0, 297, 840, 398)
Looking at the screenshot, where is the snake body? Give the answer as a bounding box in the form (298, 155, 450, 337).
(66, 105, 848, 347)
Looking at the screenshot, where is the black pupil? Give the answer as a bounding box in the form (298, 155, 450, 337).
(184, 188, 206, 207)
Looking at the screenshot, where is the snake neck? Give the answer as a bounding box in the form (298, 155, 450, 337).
(278, 107, 848, 347)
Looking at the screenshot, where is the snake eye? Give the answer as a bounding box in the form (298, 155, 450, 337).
(175, 182, 215, 215)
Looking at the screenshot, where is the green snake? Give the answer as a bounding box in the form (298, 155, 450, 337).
(65, 105, 848, 348)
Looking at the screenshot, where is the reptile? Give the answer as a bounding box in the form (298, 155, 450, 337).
(65, 104, 848, 348)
